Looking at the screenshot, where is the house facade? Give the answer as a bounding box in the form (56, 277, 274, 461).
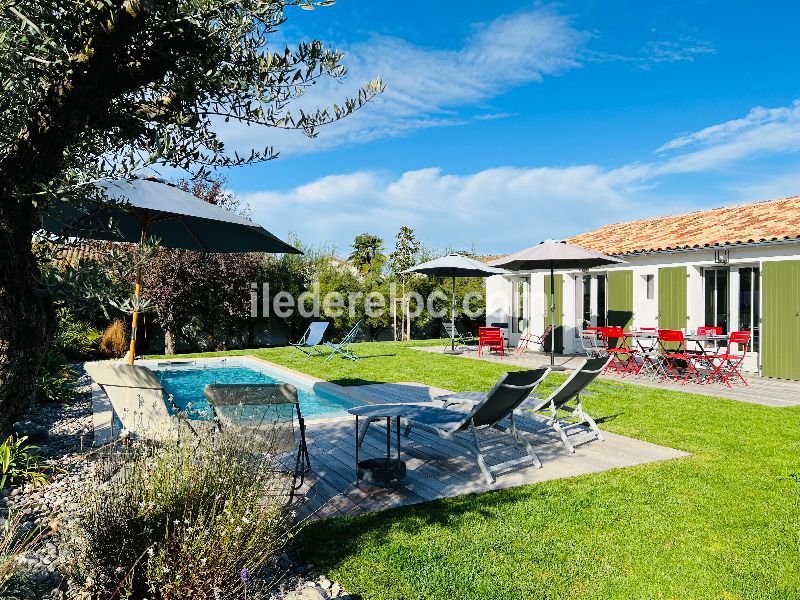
(485, 195, 800, 381)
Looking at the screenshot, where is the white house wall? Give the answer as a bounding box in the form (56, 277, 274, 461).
(487, 241, 800, 371)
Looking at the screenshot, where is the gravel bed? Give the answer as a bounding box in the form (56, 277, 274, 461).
(1, 368, 357, 600)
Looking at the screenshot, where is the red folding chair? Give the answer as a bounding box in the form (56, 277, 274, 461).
(657, 329, 702, 384)
(478, 327, 505, 358)
(706, 331, 750, 387)
(696, 326, 722, 336)
(515, 325, 552, 355)
(600, 326, 637, 375)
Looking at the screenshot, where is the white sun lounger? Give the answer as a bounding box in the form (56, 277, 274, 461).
(84, 361, 204, 442)
(289, 321, 330, 357)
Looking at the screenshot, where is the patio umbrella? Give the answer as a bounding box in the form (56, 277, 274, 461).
(41, 178, 300, 364)
(404, 253, 509, 354)
(489, 240, 625, 368)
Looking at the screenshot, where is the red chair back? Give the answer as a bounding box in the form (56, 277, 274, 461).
(479, 327, 503, 343)
(697, 326, 722, 336)
(727, 331, 751, 355)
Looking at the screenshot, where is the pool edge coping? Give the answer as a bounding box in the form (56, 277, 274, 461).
(88, 356, 381, 445)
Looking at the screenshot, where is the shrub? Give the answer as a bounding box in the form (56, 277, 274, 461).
(0, 436, 48, 490)
(99, 320, 128, 358)
(35, 350, 76, 404)
(53, 308, 101, 359)
(64, 427, 298, 599)
(0, 511, 46, 597)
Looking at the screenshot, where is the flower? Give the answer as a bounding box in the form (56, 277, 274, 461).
(240, 567, 249, 583)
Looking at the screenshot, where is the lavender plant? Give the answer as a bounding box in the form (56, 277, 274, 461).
(64, 424, 301, 599)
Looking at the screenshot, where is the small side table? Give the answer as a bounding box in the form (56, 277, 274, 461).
(348, 405, 410, 487)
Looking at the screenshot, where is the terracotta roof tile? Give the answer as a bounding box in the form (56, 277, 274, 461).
(566, 195, 800, 255)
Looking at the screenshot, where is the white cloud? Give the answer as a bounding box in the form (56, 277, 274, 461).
(242, 98, 800, 253)
(221, 8, 588, 155)
(649, 100, 800, 175)
(639, 37, 715, 65)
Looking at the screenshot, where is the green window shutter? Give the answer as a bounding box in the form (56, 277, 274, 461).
(607, 270, 633, 330)
(762, 261, 800, 380)
(543, 274, 563, 353)
(658, 267, 687, 330)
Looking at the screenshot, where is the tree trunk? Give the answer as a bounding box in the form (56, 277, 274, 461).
(0, 201, 55, 428)
(164, 330, 176, 356)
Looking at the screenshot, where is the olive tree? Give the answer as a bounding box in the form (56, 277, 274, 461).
(0, 0, 382, 424)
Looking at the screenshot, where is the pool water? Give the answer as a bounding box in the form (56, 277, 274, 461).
(153, 362, 358, 420)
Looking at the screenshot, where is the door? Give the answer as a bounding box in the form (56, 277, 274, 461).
(543, 274, 563, 353)
(762, 261, 800, 380)
(658, 267, 687, 330)
(607, 270, 634, 330)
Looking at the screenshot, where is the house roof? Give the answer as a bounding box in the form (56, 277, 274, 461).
(566, 195, 800, 256)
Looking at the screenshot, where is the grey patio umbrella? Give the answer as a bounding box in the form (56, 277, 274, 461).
(404, 253, 509, 353)
(489, 240, 625, 368)
(41, 178, 301, 364)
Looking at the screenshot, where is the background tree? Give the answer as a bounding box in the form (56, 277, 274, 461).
(387, 226, 420, 340)
(348, 233, 386, 275)
(0, 0, 382, 424)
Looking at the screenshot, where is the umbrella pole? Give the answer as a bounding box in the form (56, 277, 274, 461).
(451, 274, 456, 352)
(127, 226, 147, 365)
(550, 262, 556, 368)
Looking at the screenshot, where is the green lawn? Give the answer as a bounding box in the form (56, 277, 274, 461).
(160, 341, 800, 599)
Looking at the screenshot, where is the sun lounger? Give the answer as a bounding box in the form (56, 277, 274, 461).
(356, 368, 550, 484)
(204, 383, 310, 503)
(523, 356, 609, 453)
(289, 321, 329, 357)
(84, 361, 204, 442)
(442, 322, 475, 350)
(325, 319, 363, 361)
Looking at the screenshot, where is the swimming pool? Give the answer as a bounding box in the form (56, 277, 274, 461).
(150, 358, 361, 420)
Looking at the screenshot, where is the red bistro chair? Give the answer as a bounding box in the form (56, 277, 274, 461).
(657, 329, 702, 384)
(706, 331, 750, 387)
(478, 327, 505, 358)
(696, 326, 722, 336)
(601, 326, 637, 375)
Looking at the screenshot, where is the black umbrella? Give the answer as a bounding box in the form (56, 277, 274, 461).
(490, 240, 625, 368)
(42, 178, 301, 364)
(404, 253, 509, 353)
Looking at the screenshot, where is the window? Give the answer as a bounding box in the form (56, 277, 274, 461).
(703, 268, 729, 333)
(644, 274, 655, 300)
(582, 275, 592, 327)
(738, 267, 760, 351)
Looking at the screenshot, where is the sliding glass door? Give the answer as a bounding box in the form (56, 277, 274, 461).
(738, 266, 760, 351)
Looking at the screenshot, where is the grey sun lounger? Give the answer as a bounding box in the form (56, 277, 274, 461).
(442, 322, 475, 350)
(325, 319, 363, 362)
(204, 383, 310, 503)
(356, 368, 550, 484)
(523, 356, 609, 453)
(289, 321, 330, 357)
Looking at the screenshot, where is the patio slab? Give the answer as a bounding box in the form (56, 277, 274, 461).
(412, 346, 800, 407)
(296, 382, 687, 521)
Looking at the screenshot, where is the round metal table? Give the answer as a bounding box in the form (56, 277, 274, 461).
(348, 404, 413, 487)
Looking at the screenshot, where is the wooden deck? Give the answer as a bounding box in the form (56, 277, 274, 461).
(413, 346, 800, 408)
(296, 382, 686, 521)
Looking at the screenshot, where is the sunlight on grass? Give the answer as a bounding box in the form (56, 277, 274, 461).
(157, 341, 800, 599)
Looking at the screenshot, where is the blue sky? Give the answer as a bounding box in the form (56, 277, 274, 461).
(219, 1, 800, 256)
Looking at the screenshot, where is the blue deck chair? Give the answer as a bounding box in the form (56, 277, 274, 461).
(289, 321, 329, 357)
(356, 368, 550, 484)
(325, 320, 363, 362)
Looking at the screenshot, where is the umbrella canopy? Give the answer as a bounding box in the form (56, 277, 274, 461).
(404, 253, 509, 278)
(488, 239, 625, 271)
(41, 178, 300, 365)
(404, 254, 509, 353)
(490, 240, 625, 368)
(41, 178, 300, 254)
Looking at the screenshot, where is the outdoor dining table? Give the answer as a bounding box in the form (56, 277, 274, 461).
(684, 333, 729, 359)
